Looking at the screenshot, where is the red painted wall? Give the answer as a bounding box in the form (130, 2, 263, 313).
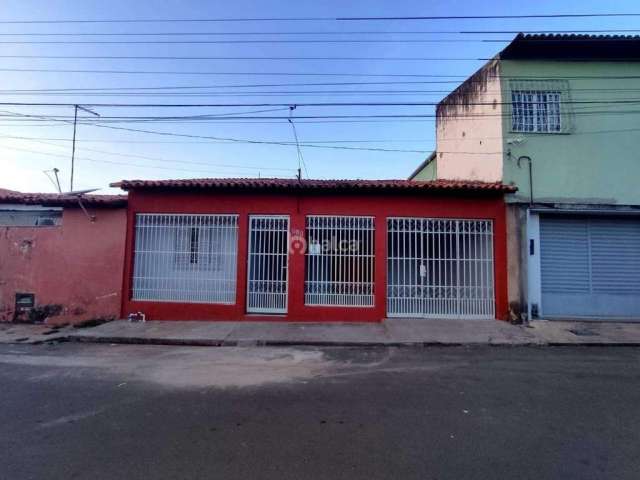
(122, 190, 509, 322)
(0, 207, 127, 324)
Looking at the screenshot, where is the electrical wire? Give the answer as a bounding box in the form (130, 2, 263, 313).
(0, 133, 296, 171)
(0, 54, 488, 60)
(0, 12, 639, 23)
(3, 99, 640, 107)
(0, 143, 284, 176)
(0, 39, 512, 44)
(0, 29, 638, 36)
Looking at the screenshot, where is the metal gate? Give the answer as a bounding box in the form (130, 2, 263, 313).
(247, 215, 289, 313)
(387, 218, 494, 319)
(540, 216, 640, 319)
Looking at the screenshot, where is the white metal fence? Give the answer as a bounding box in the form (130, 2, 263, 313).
(132, 214, 238, 303)
(247, 215, 289, 313)
(305, 215, 375, 306)
(387, 218, 494, 319)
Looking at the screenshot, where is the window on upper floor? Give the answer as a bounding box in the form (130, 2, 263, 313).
(509, 80, 571, 134)
(512, 91, 562, 133)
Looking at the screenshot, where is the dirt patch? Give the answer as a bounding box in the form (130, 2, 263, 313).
(0, 346, 336, 389)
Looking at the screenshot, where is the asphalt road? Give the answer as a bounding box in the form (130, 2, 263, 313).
(1, 343, 639, 480)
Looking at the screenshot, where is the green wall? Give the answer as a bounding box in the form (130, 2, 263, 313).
(500, 60, 640, 206)
(412, 157, 437, 180)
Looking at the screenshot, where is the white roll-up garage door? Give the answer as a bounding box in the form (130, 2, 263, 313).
(539, 216, 640, 319)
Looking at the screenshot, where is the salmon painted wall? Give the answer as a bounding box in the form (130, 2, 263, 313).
(122, 190, 509, 322)
(0, 207, 127, 324)
(435, 60, 504, 182)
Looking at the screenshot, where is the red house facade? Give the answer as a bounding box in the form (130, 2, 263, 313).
(0, 191, 127, 324)
(114, 178, 515, 322)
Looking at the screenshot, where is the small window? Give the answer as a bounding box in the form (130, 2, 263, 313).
(509, 79, 571, 134)
(512, 90, 562, 133)
(0, 210, 62, 227)
(174, 224, 224, 271)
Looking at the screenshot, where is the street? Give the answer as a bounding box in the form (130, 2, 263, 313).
(1, 343, 639, 480)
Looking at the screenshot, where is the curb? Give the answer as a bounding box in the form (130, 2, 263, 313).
(64, 334, 543, 348)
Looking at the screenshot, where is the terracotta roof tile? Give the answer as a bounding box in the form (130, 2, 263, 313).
(0, 192, 127, 208)
(111, 177, 516, 194)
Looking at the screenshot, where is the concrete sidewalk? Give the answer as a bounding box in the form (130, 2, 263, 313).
(527, 320, 640, 345)
(4, 318, 640, 347)
(0, 323, 73, 345)
(65, 318, 541, 347)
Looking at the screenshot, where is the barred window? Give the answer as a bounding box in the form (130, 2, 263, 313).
(174, 225, 223, 271)
(305, 215, 374, 306)
(512, 90, 562, 133)
(133, 214, 238, 304)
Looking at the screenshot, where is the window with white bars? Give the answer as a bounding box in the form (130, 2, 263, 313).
(305, 215, 375, 306)
(132, 214, 238, 304)
(512, 90, 562, 133)
(509, 79, 571, 133)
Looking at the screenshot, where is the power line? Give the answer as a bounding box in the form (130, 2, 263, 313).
(0, 29, 638, 36)
(4, 89, 640, 99)
(0, 144, 284, 176)
(7, 124, 640, 149)
(0, 134, 434, 144)
(3, 110, 640, 125)
(338, 13, 640, 20)
(3, 68, 640, 81)
(0, 12, 639, 23)
(0, 133, 296, 171)
(0, 54, 487, 60)
(3, 99, 640, 108)
(5, 107, 640, 125)
(0, 110, 433, 152)
(0, 68, 473, 77)
(0, 81, 467, 92)
(4, 81, 640, 94)
(0, 39, 511, 44)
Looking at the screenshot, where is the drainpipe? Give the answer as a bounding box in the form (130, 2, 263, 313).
(517, 156, 533, 206)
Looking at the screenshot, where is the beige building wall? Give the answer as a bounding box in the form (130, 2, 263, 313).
(435, 60, 504, 182)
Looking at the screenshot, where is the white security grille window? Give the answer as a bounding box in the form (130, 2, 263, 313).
(512, 90, 562, 133)
(305, 216, 374, 306)
(509, 79, 571, 133)
(387, 218, 494, 319)
(132, 214, 238, 303)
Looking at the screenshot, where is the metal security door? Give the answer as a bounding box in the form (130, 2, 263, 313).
(387, 218, 494, 319)
(247, 215, 289, 313)
(540, 216, 640, 319)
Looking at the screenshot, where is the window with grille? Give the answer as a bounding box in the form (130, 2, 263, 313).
(305, 216, 374, 306)
(132, 214, 238, 303)
(509, 79, 571, 134)
(512, 90, 562, 133)
(174, 226, 223, 271)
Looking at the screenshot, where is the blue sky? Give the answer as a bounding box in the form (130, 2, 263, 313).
(1, 0, 638, 193)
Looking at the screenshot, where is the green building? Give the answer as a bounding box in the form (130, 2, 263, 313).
(410, 34, 640, 320)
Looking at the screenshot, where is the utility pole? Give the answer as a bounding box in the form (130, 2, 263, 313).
(70, 104, 100, 192)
